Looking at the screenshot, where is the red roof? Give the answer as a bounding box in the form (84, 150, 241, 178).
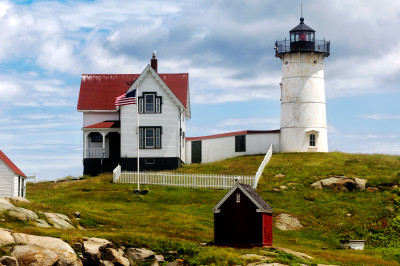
(0, 150, 26, 177)
(84, 121, 120, 129)
(186, 130, 280, 141)
(77, 72, 189, 111)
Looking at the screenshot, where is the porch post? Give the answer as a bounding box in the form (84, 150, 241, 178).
(101, 132, 107, 157)
(83, 132, 90, 158)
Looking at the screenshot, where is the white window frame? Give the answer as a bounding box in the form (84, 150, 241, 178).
(140, 127, 162, 149)
(145, 94, 155, 113)
(236, 193, 240, 203)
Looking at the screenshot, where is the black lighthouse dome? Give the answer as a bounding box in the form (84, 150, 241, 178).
(275, 17, 330, 57)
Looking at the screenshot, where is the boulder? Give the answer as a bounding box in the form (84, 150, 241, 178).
(311, 176, 367, 192)
(0, 255, 18, 266)
(83, 237, 113, 264)
(166, 259, 185, 266)
(13, 233, 75, 254)
(0, 228, 15, 245)
(355, 178, 367, 191)
(275, 213, 303, 231)
(11, 245, 60, 266)
(125, 247, 154, 261)
(335, 179, 356, 191)
(320, 176, 346, 187)
(8, 197, 30, 204)
(34, 219, 52, 228)
(9, 207, 38, 221)
(0, 198, 16, 212)
(48, 217, 75, 230)
(274, 174, 285, 178)
(8, 210, 29, 221)
(55, 213, 71, 223)
(102, 247, 130, 266)
(310, 181, 323, 190)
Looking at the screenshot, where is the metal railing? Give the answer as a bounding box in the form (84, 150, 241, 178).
(275, 39, 330, 56)
(113, 145, 273, 190)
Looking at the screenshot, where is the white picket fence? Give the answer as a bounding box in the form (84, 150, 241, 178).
(113, 145, 273, 190)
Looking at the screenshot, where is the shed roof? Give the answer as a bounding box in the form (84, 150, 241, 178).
(83, 120, 120, 129)
(212, 183, 273, 213)
(77, 72, 189, 111)
(0, 150, 26, 178)
(186, 130, 280, 141)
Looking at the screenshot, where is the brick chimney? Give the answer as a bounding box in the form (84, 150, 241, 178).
(151, 51, 158, 73)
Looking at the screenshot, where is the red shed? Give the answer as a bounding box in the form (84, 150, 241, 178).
(213, 183, 273, 246)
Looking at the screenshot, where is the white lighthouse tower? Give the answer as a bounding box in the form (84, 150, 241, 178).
(275, 17, 330, 153)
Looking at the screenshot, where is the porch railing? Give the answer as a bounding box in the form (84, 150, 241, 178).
(113, 145, 273, 190)
(86, 148, 105, 158)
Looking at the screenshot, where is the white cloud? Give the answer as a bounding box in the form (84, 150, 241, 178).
(360, 114, 400, 120)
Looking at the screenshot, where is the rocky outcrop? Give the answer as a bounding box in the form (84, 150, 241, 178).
(82, 237, 114, 264)
(125, 247, 154, 261)
(45, 212, 76, 229)
(275, 213, 303, 231)
(311, 176, 367, 192)
(0, 197, 77, 230)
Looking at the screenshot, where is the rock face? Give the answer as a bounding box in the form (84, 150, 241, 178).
(311, 176, 367, 192)
(125, 247, 155, 261)
(0, 228, 15, 245)
(275, 213, 303, 231)
(10, 233, 82, 266)
(83, 237, 114, 264)
(45, 212, 76, 229)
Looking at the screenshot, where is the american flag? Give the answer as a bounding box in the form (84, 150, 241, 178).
(115, 89, 136, 106)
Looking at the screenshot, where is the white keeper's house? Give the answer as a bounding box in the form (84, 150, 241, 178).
(77, 16, 330, 175)
(0, 150, 26, 198)
(77, 54, 190, 175)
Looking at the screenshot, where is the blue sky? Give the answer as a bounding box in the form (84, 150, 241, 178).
(0, 0, 399, 180)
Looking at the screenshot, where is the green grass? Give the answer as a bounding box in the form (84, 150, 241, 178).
(6, 152, 400, 265)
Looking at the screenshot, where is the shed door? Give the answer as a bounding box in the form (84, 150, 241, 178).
(263, 214, 273, 246)
(191, 141, 202, 163)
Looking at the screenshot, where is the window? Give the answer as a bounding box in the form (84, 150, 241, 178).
(139, 93, 162, 113)
(235, 135, 246, 152)
(145, 158, 155, 164)
(145, 94, 154, 112)
(309, 134, 316, 147)
(91, 132, 102, 142)
(236, 193, 240, 203)
(139, 127, 162, 149)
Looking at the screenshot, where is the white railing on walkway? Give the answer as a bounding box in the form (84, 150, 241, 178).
(254, 144, 273, 187)
(113, 145, 273, 190)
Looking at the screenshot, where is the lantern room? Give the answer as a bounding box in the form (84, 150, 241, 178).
(275, 17, 330, 57)
(289, 17, 315, 52)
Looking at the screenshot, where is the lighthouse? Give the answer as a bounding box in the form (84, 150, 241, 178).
(275, 17, 330, 153)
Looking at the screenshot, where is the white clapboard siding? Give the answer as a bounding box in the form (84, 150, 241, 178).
(186, 132, 279, 164)
(121, 69, 182, 159)
(0, 161, 14, 197)
(82, 112, 119, 127)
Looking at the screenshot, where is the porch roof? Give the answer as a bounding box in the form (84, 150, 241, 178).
(84, 120, 120, 129)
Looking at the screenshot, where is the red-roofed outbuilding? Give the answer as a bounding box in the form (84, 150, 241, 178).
(0, 150, 26, 198)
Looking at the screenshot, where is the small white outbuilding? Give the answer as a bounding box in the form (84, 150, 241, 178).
(0, 150, 26, 198)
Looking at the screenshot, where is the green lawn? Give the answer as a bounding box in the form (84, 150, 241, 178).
(6, 152, 400, 265)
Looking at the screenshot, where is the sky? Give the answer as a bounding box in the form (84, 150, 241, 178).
(0, 0, 399, 180)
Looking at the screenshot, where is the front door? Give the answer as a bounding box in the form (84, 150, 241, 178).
(108, 132, 121, 159)
(191, 141, 202, 163)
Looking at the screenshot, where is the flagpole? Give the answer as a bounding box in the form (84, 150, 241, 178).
(136, 85, 140, 191)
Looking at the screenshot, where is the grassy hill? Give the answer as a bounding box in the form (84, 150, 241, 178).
(6, 152, 400, 265)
